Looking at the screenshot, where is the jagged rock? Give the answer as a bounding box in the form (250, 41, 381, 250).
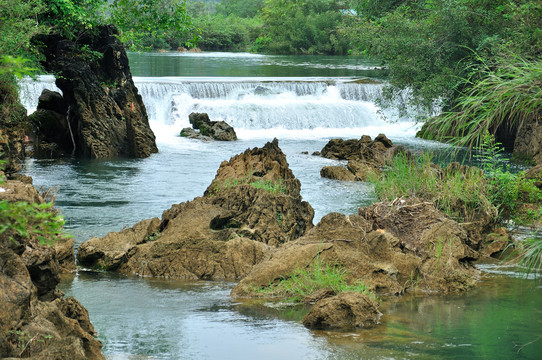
(186, 112, 237, 141)
(302, 292, 382, 330)
(0, 180, 103, 359)
(0, 76, 28, 174)
(525, 164, 542, 188)
(232, 198, 481, 301)
(78, 139, 314, 279)
(34, 25, 158, 159)
(319, 134, 407, 182)
(320, 166, 356, 181)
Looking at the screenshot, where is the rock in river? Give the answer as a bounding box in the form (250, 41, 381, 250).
(78, 139, 314, 279)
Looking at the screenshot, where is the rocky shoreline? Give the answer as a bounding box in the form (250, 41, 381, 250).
(0, 175, 104, 359)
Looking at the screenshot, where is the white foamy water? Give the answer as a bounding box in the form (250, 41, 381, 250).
(19, 75, 420, 143)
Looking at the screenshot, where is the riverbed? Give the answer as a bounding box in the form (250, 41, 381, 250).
(20, 52, 541, 359)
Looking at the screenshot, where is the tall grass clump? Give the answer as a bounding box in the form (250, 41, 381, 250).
(258, 258, 375, 302)
(422, 54, 542, 150)
(370, 152, 493, 222)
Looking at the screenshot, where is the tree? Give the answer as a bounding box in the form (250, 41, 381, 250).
(260, 0, 349, 54)
(110, 0, 197, 49)
(343, 0, 542, 114)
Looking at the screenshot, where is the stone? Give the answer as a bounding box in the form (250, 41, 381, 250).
(302, 292, 382, 330)
(78, 139, 314, 279)
(34, 25, 158, 159)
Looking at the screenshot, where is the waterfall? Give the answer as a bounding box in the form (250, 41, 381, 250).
(19, 76, 419, 141)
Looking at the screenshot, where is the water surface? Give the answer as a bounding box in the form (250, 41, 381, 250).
(20, 52, 542, 359)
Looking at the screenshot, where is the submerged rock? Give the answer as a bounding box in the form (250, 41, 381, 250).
(78, 139, 314, 279)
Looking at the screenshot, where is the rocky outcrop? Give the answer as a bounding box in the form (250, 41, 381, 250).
(0, 177, 103, 359)
(302, 292, 382, 330)
(0, 77, 28, 175)
(232, 198, 480, 300)
(78, 139, 314, 279)
(34, 25, 158, 159)
(319, 134, 408, 181)
(181, 112, 237, 141)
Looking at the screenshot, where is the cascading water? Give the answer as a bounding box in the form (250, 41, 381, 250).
(20, 75, 419, 142)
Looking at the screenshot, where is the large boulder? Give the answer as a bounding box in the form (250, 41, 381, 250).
(0, 178, 103, 359)
(34, 25, 158, 159)
(78, 139, 314, 279)
(319, 134, 408, 181)
(183, 112, 237, 141)
(302, 292, 382, 330)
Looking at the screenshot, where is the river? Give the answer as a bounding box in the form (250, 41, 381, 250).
(19, 52, 541, 359)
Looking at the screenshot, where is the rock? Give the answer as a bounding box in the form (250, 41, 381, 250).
(320, 166, 356, 181)
(525, 164, 542, 188)
(302, 292, 382, 330)
(28, 90, 73, 157)
(0, 181, 104, 359)
(319, 134, 407, 182)
(512, 116, 542, 164)
(78, 139, 314, 279)
(186, 112, 237, 141)
(233, 198, 481, 300)
(180, 127, 212, 141)
(34, 25, 158, 159)
(479, 228, 510, 258)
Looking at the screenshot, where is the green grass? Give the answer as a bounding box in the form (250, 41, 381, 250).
(516, 237, 542, 279)
(257, 257, 376, 302)
(420, 54, 542, 151)
(369, 152, 493, 222)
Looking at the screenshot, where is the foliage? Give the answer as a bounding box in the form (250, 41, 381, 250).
(190, 13, 263, 51)
(216, 0, 264, 18)
(516, 236, 542, 279)
(0, 199, 67, 247)
(420, 54, 542, 151)
(0, 0, 47, 59)
(369, 152, 493, 222)
(110, 0, 197, 50)
(257, 257, 376, 302)
(39, 0, 105, 37)
(343, 0, 542, 114)
(260, 0, 349, 55)
(475, 132, 542, 225)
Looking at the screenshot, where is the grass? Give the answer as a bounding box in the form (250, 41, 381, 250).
(515, 237, 542, 279)
(419, 53, 542, 151)
(369, 152, 494, 222)
(257, 257, 376, 302)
